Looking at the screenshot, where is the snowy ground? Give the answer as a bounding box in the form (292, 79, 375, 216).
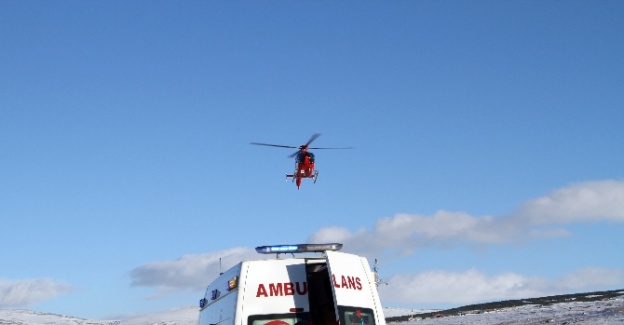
(0, 307, 197, 325)
(396, 297, 624, 325)
(1, 295, 623, 325)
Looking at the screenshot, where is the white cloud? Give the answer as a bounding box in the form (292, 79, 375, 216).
(129, 247, 257, 294)
(517, 179, 624, 224)
(309, 179, 624, 259)
(558, 267, 624, 290)
(0, 278, 72, 307)
(378, 267, 624, 306)
(309, 211, 521, 258)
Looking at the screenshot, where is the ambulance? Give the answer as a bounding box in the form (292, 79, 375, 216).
(197, 243, 386, 325)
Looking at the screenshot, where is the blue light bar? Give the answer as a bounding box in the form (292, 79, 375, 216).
(255, 243, 343, 254)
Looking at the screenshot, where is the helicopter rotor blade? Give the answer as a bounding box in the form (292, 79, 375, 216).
(250, 142, 298, 149)
(304, 133, 321, 147)
(308, 146, 354, 150)
(252, 133, 351, 158)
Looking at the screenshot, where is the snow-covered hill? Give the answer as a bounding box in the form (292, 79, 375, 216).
(0, 306, 198, 325)
(396, 297, 624, 325)
(2, 291, 623, 325)
(0, 308, 116, 325)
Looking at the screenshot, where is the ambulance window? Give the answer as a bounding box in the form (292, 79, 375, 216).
(336, 307, 375, 325)
(248, 312, 311, 325)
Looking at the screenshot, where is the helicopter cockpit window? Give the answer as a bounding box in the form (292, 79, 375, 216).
(296, 152, 315, 163)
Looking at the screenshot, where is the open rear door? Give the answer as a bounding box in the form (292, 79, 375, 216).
(325, 251, 385, 325)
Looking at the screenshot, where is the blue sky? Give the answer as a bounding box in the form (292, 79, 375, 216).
(1, 0, 623, 320)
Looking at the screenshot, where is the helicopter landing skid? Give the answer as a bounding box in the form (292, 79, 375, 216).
(313, 170, 319, 183)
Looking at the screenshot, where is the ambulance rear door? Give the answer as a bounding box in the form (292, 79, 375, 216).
(325, 251, 386, 325)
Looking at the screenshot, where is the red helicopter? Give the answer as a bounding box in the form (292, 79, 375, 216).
(251, 133, 352, 189)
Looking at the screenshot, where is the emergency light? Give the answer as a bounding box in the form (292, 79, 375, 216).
(255, 243, 343, 254)
(227, 276, 238, 291)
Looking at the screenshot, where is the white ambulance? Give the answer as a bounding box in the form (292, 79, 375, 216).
(197, 243, 386, 325)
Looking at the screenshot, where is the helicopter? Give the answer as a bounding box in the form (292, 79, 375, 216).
(250, 133, 352, 189)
